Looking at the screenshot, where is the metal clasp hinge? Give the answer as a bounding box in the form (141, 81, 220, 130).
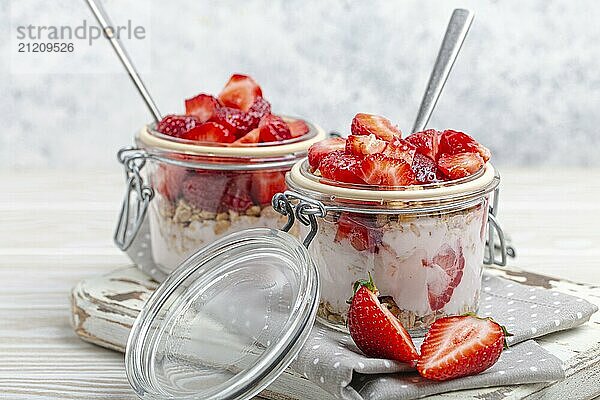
(272, 191, 327, 248)
(484, 186, 515, 266)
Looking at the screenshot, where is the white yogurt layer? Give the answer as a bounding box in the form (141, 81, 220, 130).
(308, 203, 488, 323)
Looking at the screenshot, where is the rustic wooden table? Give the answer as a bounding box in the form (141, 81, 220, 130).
(2, 169, 599, 399)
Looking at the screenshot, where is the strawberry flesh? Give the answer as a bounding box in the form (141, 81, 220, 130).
(221, 174, 254, 212)
(250, 171, 287, 206)
(318, 150, 365, 184)
(155, 164, 187, 202)
(182, 172, 230, 212)
(247, 97, 272, 120)
(412, 153, 447, 184)
(345, 134, 388, 156)
(382, 138, 416, 164)
(438, 130, 491, 162)
(356, 154, 416, 186)
(423, 243, 465, 311)
(307, 137, 346, 171)
(184, 94, 221, 123)
(351, 113, 402, 141)
(232, 128, 260, 145)
(218, 74, 262, 111)
(417, 315, 507, 381)
(259, 114, 292, 142)
(181, 122, 236, 143)
(287, 119, 310, 138)
(335, 213, 382, 253)
(405, 129, 440, 160)
(438, 153, 484, 180)
(348, 278, 419, 365)
(213, 106, 258, 136)
(156, 115, 202, 138)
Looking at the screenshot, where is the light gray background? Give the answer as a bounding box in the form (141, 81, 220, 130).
(2, 0, 599, 169)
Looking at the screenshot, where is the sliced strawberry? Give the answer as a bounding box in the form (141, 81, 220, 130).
(307, 137, 346, 171)
(382, 138, 416, 164)
(345, 134, 387, 156)
(182, 172, 230, 212)
(184, 94, 221, 123)
(351, 113, 402, 141)
(258, 114, 292, 142)
(155, 164, 187, 202)
(232, 128, 260, 145)
(250, 171, 287, 206)
(355, 154, 416, 186)
(156, 115, 201, 138)
(218, 74, 262, 111)
(212, 106, 259, 136)
(181, 122, 236, 143)
(221, 174, 253, 212)
(318, 150, 365, 184)
(348, 275, 419, 365)
(405, 129, 441, 160)
(247, 97, 272, 120)
(423, 243, 465, 311)
(437, 153, 484, 180)
(417, 315, 510, 381)
(335, 213, 381, 253)
(411, 153, 447, 184)
(287, 119, 310, 138)
(438, 130, 491, 162)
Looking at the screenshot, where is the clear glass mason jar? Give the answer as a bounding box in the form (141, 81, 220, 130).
(114, 119, 326, 277)
(272, 158, 506, 335)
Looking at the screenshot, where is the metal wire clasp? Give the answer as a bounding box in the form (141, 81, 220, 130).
(272, 191, 327, 248)
(114, 147, 153, 250)
(484, 186, 514, 266)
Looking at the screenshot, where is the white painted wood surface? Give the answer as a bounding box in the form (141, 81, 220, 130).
(1, 168, 599, 399)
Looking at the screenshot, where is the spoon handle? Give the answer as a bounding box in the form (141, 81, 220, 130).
(85, 0, 162, 123)
(411, 9, 474, 133)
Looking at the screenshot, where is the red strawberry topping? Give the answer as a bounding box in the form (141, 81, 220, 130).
(218, 74, 262, 111)
(247, 97, 272, 120)
(356, 154, 416, 186)
(307, 137, 346, 171)
(232, 128, 260, 145)
(423, 243, 465, 311)
(213, 106, 259, 136)
(184, 94, 221, 123)
(351, 113, 402, 141)
(405, 129, 440, 160)
(417, 315, 510, 381)
(156, 115, 201, 138)
(335, 213, 381, 252)
(411, 153, 447, 184)
(181, 122, 236, 143)
(382, 138, 416, 164)
(182, 172, 230, 212)
(250, 171, 287, 206)
(438, 130, 491, 162)
(221, 174, 253, 212)
(318, 150, 365, 184)
(155, 164, 187, 202)
(258, 114, 292, 142)
(348, 275, 419, 365)
(345, 134, 388, 156)
(287, 119, 310, 138)
(437, 153, 484, 180)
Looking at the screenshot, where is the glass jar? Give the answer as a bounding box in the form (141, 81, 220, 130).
(114, 119, 326, 278)
(273, 158, 506, 335)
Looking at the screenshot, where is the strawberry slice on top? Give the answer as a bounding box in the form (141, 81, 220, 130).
(382, 138, 416, 165)
(185, 94, 221, 123)
(356, 154, 416, 186)
(405, 129, 441, 160)
(411, 153, 447, 184)
(307, 137, 346, 171)
(438, 130, 491, 162)
(348, 275, 419, 365)
(212, 106, 259, 137)
(259, 114, 292, 142)
(345, 134, 388, 156)
(232, 128, 260, 145)
(156, 115, 202, 138)
(437, 152, 484, 180)
(181, 121, 237, 144)
(287, 119, 310, 138)
(318, 150, 365, 185)
(351, 113, 402, 141)
(417, 314, 511, 381)
(218, 74, 262, 112)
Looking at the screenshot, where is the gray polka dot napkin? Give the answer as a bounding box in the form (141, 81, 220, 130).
(126, 221, 598, 400)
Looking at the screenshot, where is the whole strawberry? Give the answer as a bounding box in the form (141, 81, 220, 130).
(347, 275, 419, 366)
(417, 314, 511, 381)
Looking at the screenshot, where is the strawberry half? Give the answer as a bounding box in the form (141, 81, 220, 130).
(307, 137, 346, 171)
(185, 94, 221, 123)
(423, 243, 465, 311)
(417, 314, 511, 381)
(405, 129, 441, 160)
(218, 74, 262, 112)
(156, 115, 202, 138)
(382, 138, 416, 165)
(318, 150, 365, 184)
(351, 113, 402, 141)
(438, 130, 491, 162)
(258, 114, 292, 142)
(356, 154, 416, 186)
(287, 119, 310, 138)
(181, 122, 236, 143)
(212, 106, 259, 137)
(348, 275, 419, 365)
(346, 134, 388, 156)
(437, 152, 484, 180)
(250, 171, 287, 206)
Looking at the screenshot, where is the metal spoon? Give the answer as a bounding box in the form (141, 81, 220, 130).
(411, 9, 474, 133)
(85, 0, 162, 123)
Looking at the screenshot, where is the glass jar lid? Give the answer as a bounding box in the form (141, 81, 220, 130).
(125, 228, 319, 400)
